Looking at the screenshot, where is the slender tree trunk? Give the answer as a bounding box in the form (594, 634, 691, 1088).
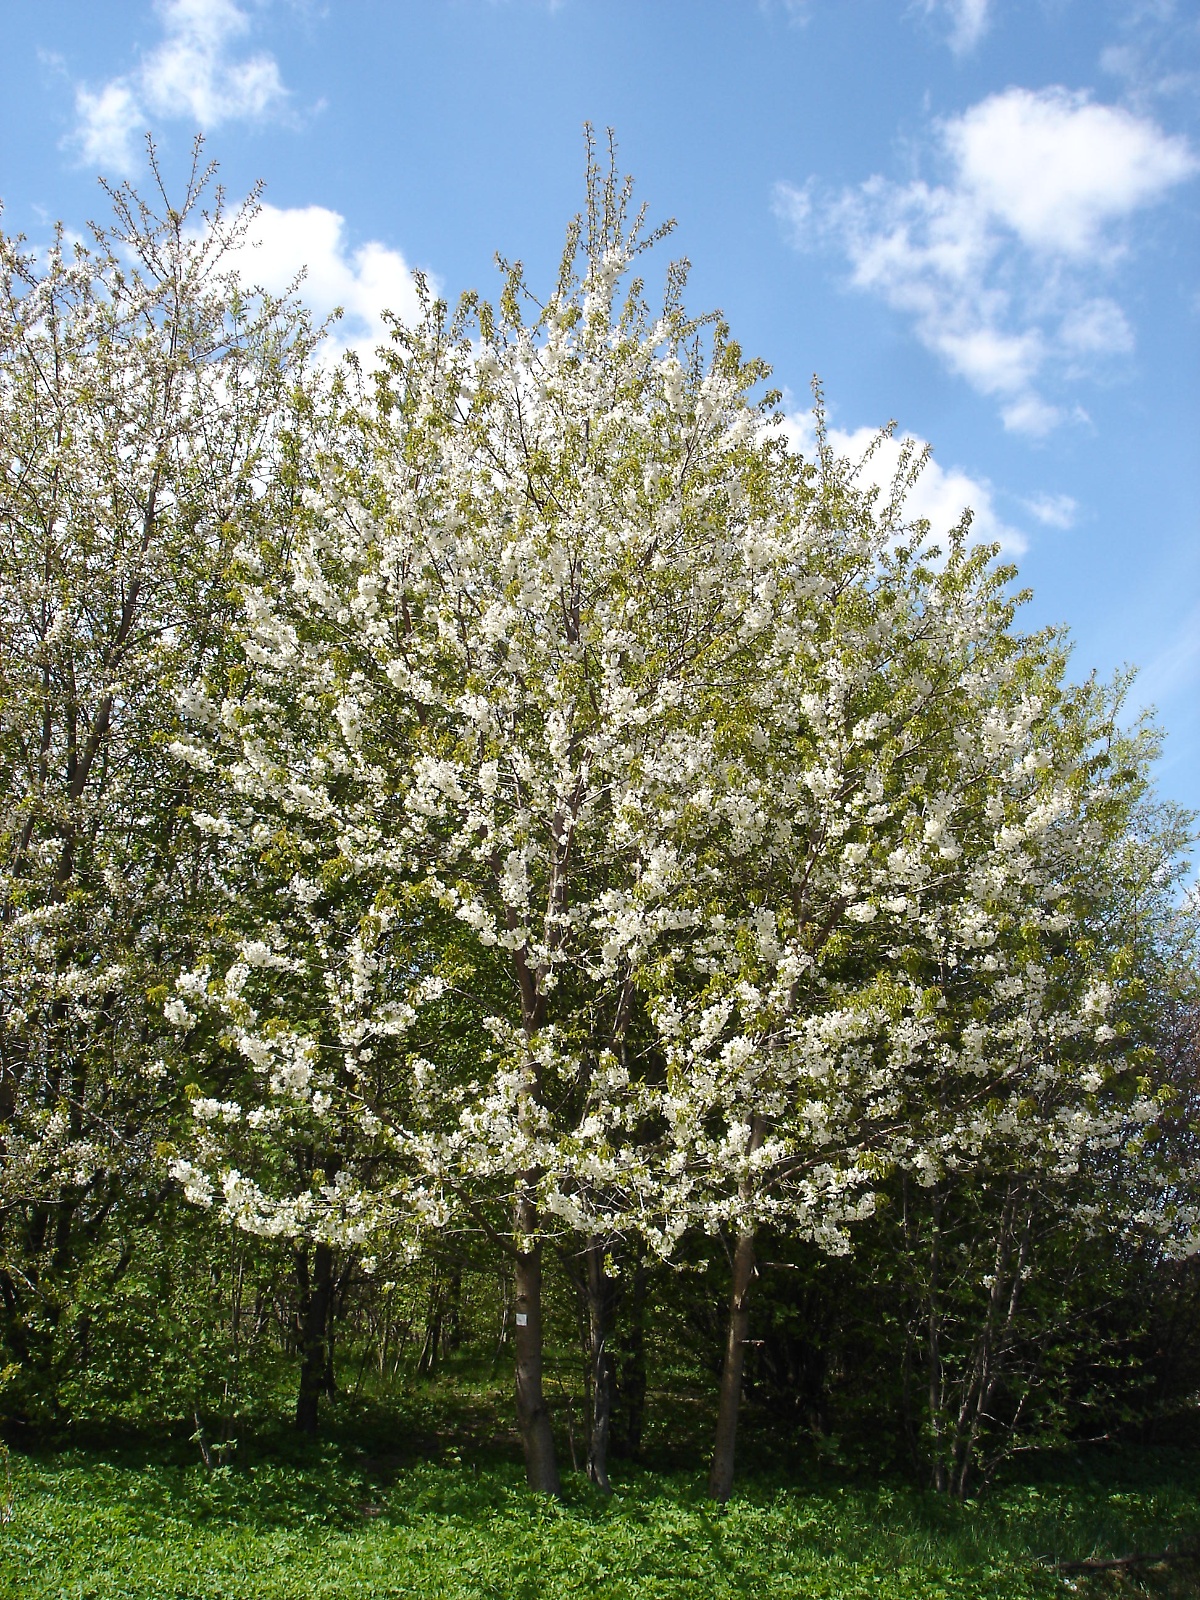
(444, 1263, 463, 1355)
(927, 1188, 947, 1493)
(900, 1176, 921, 1474)
(295, 1241, 334, 1436)
(416, 1270, 444, 1379)
(584, 1240, 616, 1492)
(709, 1223, 758, 1503)
(514, 1189, 562, 1497)
(0, 1270, 29, 1370)
(493, 1264, 512, 1371)
(709, 1114, 766, 1504)
(617, 1246, 647, 1460)
(952, 1201, 1032, 1500)
(507, 930, 561, 1495)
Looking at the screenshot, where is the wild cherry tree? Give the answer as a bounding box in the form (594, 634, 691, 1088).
(646, 510, 1176, 1499)
(0, 145, 317, 1396)
(164, 145, 868, 1492)
(164, 145, 1183, 1497)
(879, 773, 1197, 1498)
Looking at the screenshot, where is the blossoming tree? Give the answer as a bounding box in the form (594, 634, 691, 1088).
(166, 145, 807, 1488)
(645, 535, 1167, 1498)
(0, 147, 317, 1393)
(164, 145, 1185, 1497)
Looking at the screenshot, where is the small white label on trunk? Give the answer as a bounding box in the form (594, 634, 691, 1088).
(515, 1312, 528, 1326)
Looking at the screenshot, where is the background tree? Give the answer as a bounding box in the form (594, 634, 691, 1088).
(0, 143, 317, 1414)
(643, 482, 1184, 1499)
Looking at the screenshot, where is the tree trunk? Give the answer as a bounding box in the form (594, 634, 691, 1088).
(513, 1191, 562, 1497)
(584, 1240, 616, 1492)
(708, 1113, 766, 1504)
(416, 1271, 444, 1379)
(493, 1263, 512, 1370)
(927, 1188, 947, 1493)
(616, 1245, 647, 1460)
(295, 1241, 334, 1436)
(708, 1223, 758, 1503)
(444, 1262, 463, 1356)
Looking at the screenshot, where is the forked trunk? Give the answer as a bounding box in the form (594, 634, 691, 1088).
(514, 1191, 562, 1497)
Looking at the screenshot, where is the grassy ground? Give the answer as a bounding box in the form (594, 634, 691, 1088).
(2, 1396, 1198, 1599)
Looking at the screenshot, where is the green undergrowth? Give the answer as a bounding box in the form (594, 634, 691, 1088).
(1, 1408, 1198, 1599)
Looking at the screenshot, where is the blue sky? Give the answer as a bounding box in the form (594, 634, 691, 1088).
(3, 0, 1198, 822)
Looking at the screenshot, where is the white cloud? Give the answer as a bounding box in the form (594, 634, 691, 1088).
(74, 81, 145, 173)
(779, 410, 1027, 555)
(997, 395, 1066, 437)
(71, 0, 290, 174)
(224, 202, 425, 364)
(1058, 298, 1134, 359)
(1020, 492, 1078, 530)
(946, 89, 1195, 256)
(1100, 3, 1200, 111)
(775, 87, 1197, 434)
(919, 0, 992, 56)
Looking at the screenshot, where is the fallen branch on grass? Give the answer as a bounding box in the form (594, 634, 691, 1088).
(1043, 1545, 1200, 1574)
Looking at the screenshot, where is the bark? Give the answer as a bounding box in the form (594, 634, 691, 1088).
(444, 1263, 463, 1355)
(708, 1114, 767, 1504)
(584, 1240, 617, 1492)
(294, 1241, 334, 1436)
(618, 1252, 647, 1460)
(513, 1191, 562, 1497)
(506, 920, 561, 1496)
(709, 1223, 759, 1503)
(928, 1189, 947, 1493)
(416, 1272, 444, 1379)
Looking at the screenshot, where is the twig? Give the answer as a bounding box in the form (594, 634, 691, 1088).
(1009, 1434, 1111, 1455)
(191, 1411, 213, 1471)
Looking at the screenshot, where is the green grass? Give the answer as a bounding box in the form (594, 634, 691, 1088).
(2, 1411, 1198, 1599)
